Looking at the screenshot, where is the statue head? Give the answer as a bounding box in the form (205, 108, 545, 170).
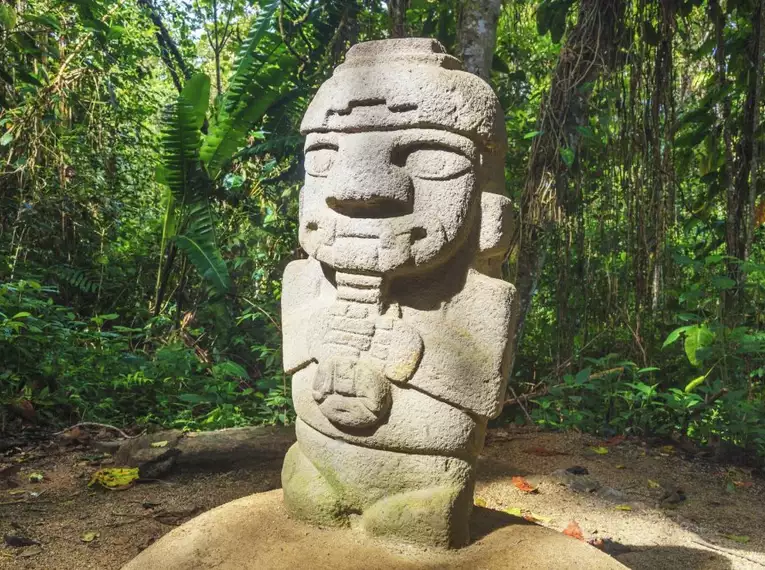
(299, 38, 509, 276)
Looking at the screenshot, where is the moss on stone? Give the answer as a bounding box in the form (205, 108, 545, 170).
(361, 486, 466, 548)
(282, 443, 346, 527)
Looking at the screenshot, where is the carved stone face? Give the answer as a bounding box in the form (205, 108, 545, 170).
(297, 38, 508, 277)
(299, 128, 478, 275)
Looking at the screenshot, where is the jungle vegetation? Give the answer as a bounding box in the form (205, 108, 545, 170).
(0, 0, 763, 458)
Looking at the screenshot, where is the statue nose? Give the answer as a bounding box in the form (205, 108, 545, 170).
(325, 163, 413, 218)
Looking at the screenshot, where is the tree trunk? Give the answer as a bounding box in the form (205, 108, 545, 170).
(388, 0, 409, 38)
(511, 0, 624, 354)
(137, 0, 191, 92)
(727, 0, 763, 318)
(456, 0, 503, 81)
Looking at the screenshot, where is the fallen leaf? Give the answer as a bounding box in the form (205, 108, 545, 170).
(590, 446, 609, 455)
(733, 481, 753, 489)
(563, 520, 584, 541)
(504, 507, 523, 517)
(660, 445, 675, 455)
(28, 472, 43, 483)
(150, 440, 169, 448)
(88, 467, 139, 490)
(524, 512, 552, 524)
(565, 466, 589, 475)
(723, 534, 750, 544)
(474, 497, 487, 507)
(8, 489, 26, 495)
(614, 505, 632, 511)
(19, 545, 42, 558)
(512, 476, 538, 493)
(603, 435, 625, 446)
(615, 464, 626, 469)
(80, 531, 100, 543)
(647, 479, 661, 489)
(524, 446, 566, 456)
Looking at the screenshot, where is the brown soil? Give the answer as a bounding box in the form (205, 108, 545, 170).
(1, 426, 764, 569)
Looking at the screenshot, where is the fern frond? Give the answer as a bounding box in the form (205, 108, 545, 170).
(55, 267, 99, 294)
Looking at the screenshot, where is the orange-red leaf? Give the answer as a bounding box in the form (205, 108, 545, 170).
(563, 520, 584, 541)
(512, 476, 538, 493)
(603, 435, 625, 446)
(733, 481, 753, 489)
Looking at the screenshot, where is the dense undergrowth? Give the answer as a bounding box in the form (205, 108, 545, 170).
(1, 0, 764, 462)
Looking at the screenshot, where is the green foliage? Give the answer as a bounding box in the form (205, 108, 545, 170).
(0, 0, 763, 462)
(0, 280, 292, 429)
(525, 253, 765, 456)
(536, 0, 574, 44)
(157, 72, 230, 298)
(201, 0, 286, 180)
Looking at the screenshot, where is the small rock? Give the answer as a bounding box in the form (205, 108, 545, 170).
(551, 469, 600, 493)
(660, 489, 686, 506)
(597, 487, 628, 502)
(4, 534, 40, 548)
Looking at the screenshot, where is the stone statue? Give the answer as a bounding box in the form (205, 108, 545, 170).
(281, 38, 516, 549)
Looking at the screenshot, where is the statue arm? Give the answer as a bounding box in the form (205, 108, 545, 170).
(281, 258, 332, 374)
(407, 270, 516, 418)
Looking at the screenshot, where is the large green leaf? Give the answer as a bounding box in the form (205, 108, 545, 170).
(202, 87, 285, 180)
(160, 102, 201, 204)
(0, 5, 17, 29)
(684, 324, 715, 367)
(662, 325, 692, 349)
(175, 201, 230, 293)
(222, 0, 279, 115)
(181, 73, 211, 131)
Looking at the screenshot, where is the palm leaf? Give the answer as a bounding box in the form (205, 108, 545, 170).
(160, 73, 210, 204)
(200, 0, 281, 179)
(222, 0, 279, 115)
(175, 200, 231, 293)
(157, 72, 230, 297)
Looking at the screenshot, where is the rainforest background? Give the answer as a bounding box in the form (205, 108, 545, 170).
(0, 0, 763, 459)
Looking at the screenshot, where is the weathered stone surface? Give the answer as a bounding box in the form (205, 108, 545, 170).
(282, 37, 517, 548)
(120, 489, 628, 570)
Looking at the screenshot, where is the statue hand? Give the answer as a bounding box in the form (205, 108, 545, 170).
(369, 314, 423, 384)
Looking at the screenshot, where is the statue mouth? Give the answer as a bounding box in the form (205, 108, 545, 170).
(301, 210, 447, 273)
(303, 214, 428, 243)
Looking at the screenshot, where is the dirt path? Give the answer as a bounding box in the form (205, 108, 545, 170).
(1, 426, 764, 569)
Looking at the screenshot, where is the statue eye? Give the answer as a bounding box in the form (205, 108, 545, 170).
(403, 147, 471, 180)
(305, 147, 337, 178)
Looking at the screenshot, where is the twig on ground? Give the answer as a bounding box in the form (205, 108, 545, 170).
(691, 539, 765, 567)
(52, 422, 144, 440)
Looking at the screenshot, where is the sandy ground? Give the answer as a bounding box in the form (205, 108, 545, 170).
(1, 426, 764, 569)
